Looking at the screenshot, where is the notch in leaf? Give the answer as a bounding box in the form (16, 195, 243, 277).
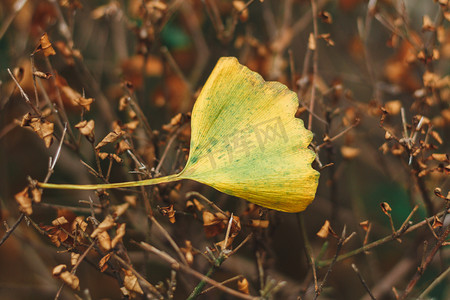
(38, 57, 319, 212)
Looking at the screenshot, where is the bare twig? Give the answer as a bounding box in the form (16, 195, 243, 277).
(138, 242, 257, 300)
(400, 225, 450, 299)
(352, 263, 376, 300)
(149, 215, 189, 265)
(318, 210, 448, 267)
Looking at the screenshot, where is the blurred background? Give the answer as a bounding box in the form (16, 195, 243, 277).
(0, 0, 449, 299)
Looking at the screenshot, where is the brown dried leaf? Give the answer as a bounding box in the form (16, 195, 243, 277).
(95, 130, 124, 150)
(73, 97, 93, 111)
(31, 187, 42, 203)
(124, 120, 139, 132)
(99, 252, 112, 272)
(431, 153, 449, 162)
(72, 216, 88, 233)
(71, 253, 80, 266)
(193, 199, 205, 211)
(113, 203, 129, 218)
(24, 118, 54, 148)
(123, 269, 144, 295)
(318, 33, 335, 46)
(359, 220, 370, 231)
(111, 153, 123, 163)
(380, 202, 392, 215)
(15, 187, 32, 215)
(233, 1, 248, 22)
(238, 278, 250, 294)
(97, 231, 111, 251)
(384, 100, 402, 115)
(181, 240, 194, 265)
(341, 146, 360, 160)
(308, 33, 316, 50)
(111, 223, 126, 248)
(203, 211, 227, 238)
(36, 33, 56, 56)
(316, 220, 335, 238)
(423, 71, 440, 87)
(75, 120, 95, 137)
(116, 140, 131, 154)
(91, 215, 116, 238)
(52, 216, 69, 226)
(124, 195, 137, 207)
(431, 216, 443, 229)
(422, 15, 435, 31)
(159, 204, 176, 223)
(60, 271, 80, 290)
(430, 131, 443, 144)
(319, 11, 333, 24)
(33, 71, 52, 79)
(248, 219, 269, 228)
(52, 264, 67, 277)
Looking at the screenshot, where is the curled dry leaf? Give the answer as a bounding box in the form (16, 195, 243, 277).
(341, 146, 360, 160)
(21, 114, 54, 148)
(33, 71, 52, 79)
(95, 129, 124, 150)
(181, 240, 194, 265)
(35, 33, 56, 56)
(159, 204, 176, 223)
(60, 85, 93, 111)
(359, 220, 370, 231)
(99, 252, 112, 272)
(308, 32, 316, 50)
(98, 152, 109, 160)
(431, 216, 443, 229)
(123, 269, 144, 295)
(72, 216, 88, 233)
(52, 216, 69, 226)
(422, 15, 435, 31)
(237, 278, 250, 294)
(31, 187, 42, 203)
(319, 11, 333, 24)
(203, 211, 227, 238)
(113, 203, 129, 218)
(60, 271, 80, 290)
(52, 264, 67, 277)
(97, 231, 111, 251)
(124, 195, 137, 207)
(430, 131, 443, 144)
(91, 215, 116, 238)
(248, 219, 269, 228)
(316, 220, 337, 238)
(15, 187, 32, 215)
(75, 120, 95, 137)
(431, 153, 449, 162)
(384, 100, 402, 115)
(233, 1, 249, 22)
(111, 223, 126, 248)
(116, 140, 131, 154)
(71, 253, 80, 266)
(380, 202, 392, 215)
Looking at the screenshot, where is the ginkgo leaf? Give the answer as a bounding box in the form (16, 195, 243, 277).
(38, 57, 320, 213)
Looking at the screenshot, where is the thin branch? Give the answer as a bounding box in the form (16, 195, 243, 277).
(318, 209, 448, 267)
(352, 264, 376, 300)
(149, 215, 189, 266)
(400, 225, 450, 299)
(138, 242, 257, 300)
(7, 68, 41, 116)
(0, 213, 25, 247)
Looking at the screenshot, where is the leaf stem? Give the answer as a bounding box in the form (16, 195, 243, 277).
(38, 173, 181, 190)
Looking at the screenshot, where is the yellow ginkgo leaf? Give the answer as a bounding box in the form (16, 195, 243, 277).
(38, 57, 319, 213)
